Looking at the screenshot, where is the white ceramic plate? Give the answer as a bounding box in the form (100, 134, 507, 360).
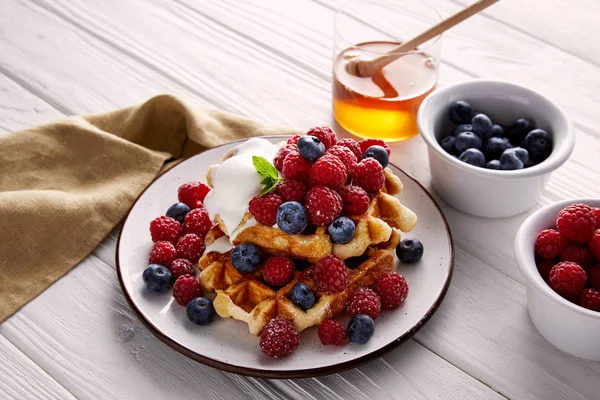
(116, 136, 453, 378)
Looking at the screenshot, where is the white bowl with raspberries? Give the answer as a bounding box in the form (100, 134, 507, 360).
(514, 200, 600, 360)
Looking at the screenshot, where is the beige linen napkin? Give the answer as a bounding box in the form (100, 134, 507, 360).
(0, 94, 301, 321)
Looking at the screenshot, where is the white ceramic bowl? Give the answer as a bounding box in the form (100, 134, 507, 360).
(418, 79, 574, 218)
(515, 199, 600, 360)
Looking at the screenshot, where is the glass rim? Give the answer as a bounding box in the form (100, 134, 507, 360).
(333, 0, 443, 56)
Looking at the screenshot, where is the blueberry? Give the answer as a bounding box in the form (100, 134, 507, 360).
(448, 100, 472, 125)
(471, 113, 493, 140)
(290, 282, 315, 310)
(490, 124, 504, 137)
(506, 118, 535, 143)
(297, 135, 325, 162)
(455, 124, 473, 135)
(522, 129, 552, 163)
(500, 150, 524, 170)
(327, 216, 356, 244)
(277, 201, 308, 234)
(347, 314, 375, 344)
(363, 145, 389, 168)
(459, 148, 486, 168)
(186, 297, 215, 325)
(231, 242, 262, 273)
(440, 136, 458, 155)
(455, 132, 482, 153)
(486, 160, 501, 170)
(166, 202, 191, 224)
(483, 137, 511, 160)
(142, 264, 172, 292)
(396, 238, 424, 263)
(509, 147, 529, 164)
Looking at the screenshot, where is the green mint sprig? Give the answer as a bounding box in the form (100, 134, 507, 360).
(252, 155, 281, 197)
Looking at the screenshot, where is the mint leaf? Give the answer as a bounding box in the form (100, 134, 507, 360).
(259, 184, 277, 197)
(253, 155, 281, 197)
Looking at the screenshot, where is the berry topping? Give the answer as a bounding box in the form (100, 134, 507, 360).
(506, 117, 535, 143)
(500, 149, 524, 170)
(169, 258, 195, 279)
(307, 126, 337, 149)
(297, 135, 326, 162)
(347, 314, 375, 344)
(535, 229, 566, 259)
(374, 272, 409, 309)
(186, 297, 215, 325)
(455, 124, 473, 136)
(339, 185, 370, 216)
(290, 282, 316, 310)
(548, 261, 587, 298)
(249, 193, 283, 226)
(556, 203, 597, 243)
(178, 181, 211, 209)
(305, 186, 343, 225)
(259, 318, 299, 358)
(490, 124, 504, 137)
(287, 135, 302, 145)
(486, 160, 501, 170)
(471, 113, 493, 140)
(577, 288, 600, 311)
(523, 129, 552, 163)
(173, 275, 203, 306)
(176, 233, 206, 263)
(459, 148, 486, 168)
(440, 136, 458, 156)
(353, 158, 385, 194)
(560, 245, 594, 268)
(231, 242, 262, 273)
(282, 152, 312, 182)
(149, 241, 177, 266)
(166, 202, 191, 224)
(309, 154, 348, 190)
(149, 216, 181, 243)
(276, 201, 309, 234)
(455, 132, 482, 153)
(337, 138, 362, 159)
(276, 179, 306, 203)
(327, 216, 356, 244)
(182, 208, 212, 238)
(448, 100, 472, 125)
(347, 288, 381, 319)
(359, 139, 391, 156)
(314, 255, 348, 293)
(508, 147, 529, 164)
(589, 230, 600, 262)
(318, 320, 347, 346)
(263, 256, 296, 287)
(536, 258, 555, 281)
(594, 209, 600, 229)
(142, 264, 172, 292)
(586, 264, 600, 290)
(483, 137, 511, 160)
(396, 238, 424, 264)
(274, 144, 296, 172)
(363, 145, 389, 169)
(326, 144, 358, 175)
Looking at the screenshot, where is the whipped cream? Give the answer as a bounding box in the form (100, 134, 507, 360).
(204, 235, 233, 254)
(203, 138, 279, 241)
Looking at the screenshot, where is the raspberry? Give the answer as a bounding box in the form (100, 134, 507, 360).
(178, 181, 211, 209)
(587, 265, 600, 290)
(589, 230, 600, 262)
(577, 288, 600, 311)
(182, 208, 212, 238)
(339, 185, 370, 216)
(282, 152, 312, 182)
(169, 258, 195, 279)
(556, 203, 596, 243)
(594, 208, 600, 229)
(317, 320, 347, 346)
(263, 256, 295, 287)
(534, 229, 566, 260)
(326, 145, 357, 176)
(287, 135, 302, 145)
(173, 275, 203, 306)
(149, 241, 177, 265)
(249, 193, 283, 226)
(347, 288, 381, 319)
(259, 318, 299, 358)
(313, 255, 348, 292)
(536, 258, 556, 281)
(309, 154, 347, 190)
(374, 272, 409, 309)
(274, 144, 296, 172)
(176, 233, 206, 263)
(337, 138, 362, 159)
(359, 139, 391, 156)
(276, 179, 306, 203)
(548, 261, 587, 298)
(353, 158, 385, 194)
(149, 216, 181, 243)
(305, 186, 342, 225)
(306, 126, 337, 149)
(560, 245, 593, 268)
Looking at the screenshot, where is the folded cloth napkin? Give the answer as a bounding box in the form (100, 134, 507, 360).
(0, 94, 301, 322)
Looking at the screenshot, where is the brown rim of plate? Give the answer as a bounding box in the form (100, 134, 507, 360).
(115, 135, 455, 379)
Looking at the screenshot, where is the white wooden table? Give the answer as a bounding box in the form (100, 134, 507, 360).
(1, 0, 599, 398)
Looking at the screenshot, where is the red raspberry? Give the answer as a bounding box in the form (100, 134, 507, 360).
(339, 185, 370, 216)
(587, 265, 600, 290)
(374, 272, 409, 309)
(317, 320, 347, 346)
(287, 135, 302, 145)
(577, 288, 600, 311)
(556, 203, 596, 243)
(326, 145, 357, 176)
(534, 229, 566, 260)
(169, 258, 195, 279)
(282, 152, 312, 182)
(314, 255, 348, 292)
(263, 256, 295, 287)
(178, 181, 211, 209)
(347, 288, 381, 319)
(276, 179, 306, 203)
(353, 158, 385, 194)
(274, 144, 296, 172)
(589, 230, 600, 262)
(176, 233, 206, 263)
(305, 186, 342, 225)
(249, 193, 283, 226)
(149, 216, 181, 243)
(548, 261, 587, 298)
(560, 245, 593, 268)
(594, 208, 600, 229)
(259, 318, 299, 358)
(306, 126, 337, 149)
(172, 275, 203, 306)
(536, 258, 556, 281)
(359, 139, 391, 156)
(149, 241, 177, 265)
(309, 154, 347, 190)
(337, 138, 362, 159)
(182, 208, 212, 238)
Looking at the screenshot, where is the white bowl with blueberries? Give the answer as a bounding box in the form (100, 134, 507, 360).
(417, 79, 574, 218)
